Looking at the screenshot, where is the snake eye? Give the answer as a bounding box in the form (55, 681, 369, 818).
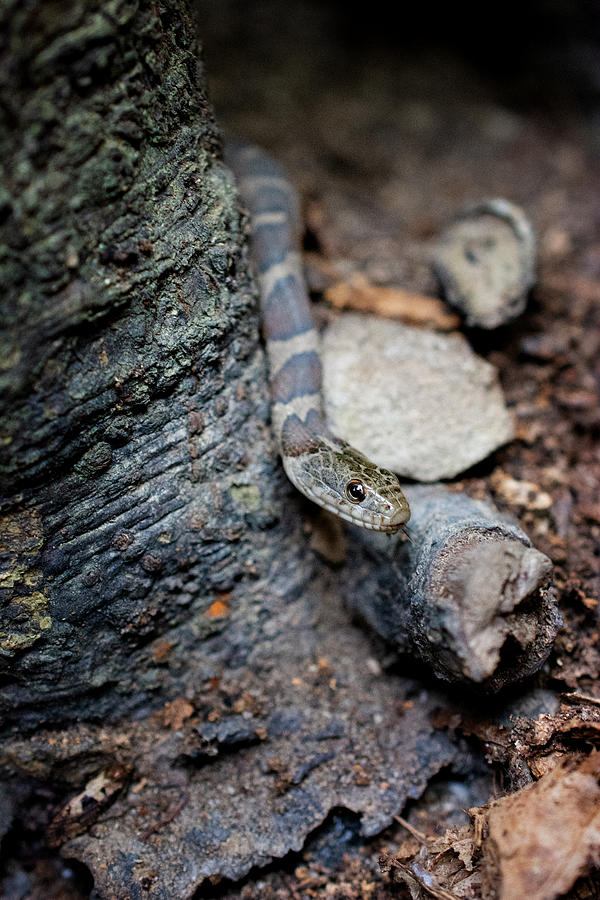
(345, 479, 366, 503)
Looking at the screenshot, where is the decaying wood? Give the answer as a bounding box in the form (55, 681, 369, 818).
(348, 485, 560, 690)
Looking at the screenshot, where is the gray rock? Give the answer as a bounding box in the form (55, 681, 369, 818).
(432, 198, 536, 329)
(322, 313, 514, 481)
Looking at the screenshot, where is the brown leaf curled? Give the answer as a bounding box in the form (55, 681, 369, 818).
(482, 751, 600, 900)
(325, 273, 460, 330)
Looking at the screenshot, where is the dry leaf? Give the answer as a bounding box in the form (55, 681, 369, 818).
(325, 273, 460, 330)
(382, 750, 600, 900)
(482, 751, 600, 900)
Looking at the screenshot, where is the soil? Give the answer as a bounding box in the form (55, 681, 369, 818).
(197, 2, 600, 896)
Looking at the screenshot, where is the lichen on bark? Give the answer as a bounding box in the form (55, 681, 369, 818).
(0, 0, 278, 730)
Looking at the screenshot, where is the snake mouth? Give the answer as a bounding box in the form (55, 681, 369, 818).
(309, 494, 409, 532)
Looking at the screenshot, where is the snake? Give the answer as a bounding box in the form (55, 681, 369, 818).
(227, 142, 411, 533)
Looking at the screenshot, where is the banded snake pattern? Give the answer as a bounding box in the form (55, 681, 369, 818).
(228, 142, 411, 533)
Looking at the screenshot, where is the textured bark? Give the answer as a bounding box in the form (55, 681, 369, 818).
(0, 0, 279, 732)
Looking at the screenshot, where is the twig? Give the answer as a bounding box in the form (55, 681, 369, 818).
(561, 691, 600, 707)
(394, 814, 429, 843)
(141, 792, 188, 843)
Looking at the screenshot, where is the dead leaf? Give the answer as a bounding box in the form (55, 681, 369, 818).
(382, 750, 600, 900)
(325, 273, 460, 330)
(481, 751, 600, 900)
(381, 824, 481, 899)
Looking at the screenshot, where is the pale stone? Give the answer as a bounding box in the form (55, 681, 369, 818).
(322, 313, 514, 481)
(432, 198, 536, 329)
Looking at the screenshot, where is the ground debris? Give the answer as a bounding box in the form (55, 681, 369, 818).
(1, 622, 456, 897)
(380, 823, 482, 899)
(47, 763, 130, 848)
(381, 750, 600, 900)
(481, 751, 600, 899)
(433, 694, 600, 790)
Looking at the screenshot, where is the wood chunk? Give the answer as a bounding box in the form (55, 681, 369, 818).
(347, 485, 560, 689)
(432, 198, 536, 329)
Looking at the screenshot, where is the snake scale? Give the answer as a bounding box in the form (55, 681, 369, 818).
(228, 142, 411, 532)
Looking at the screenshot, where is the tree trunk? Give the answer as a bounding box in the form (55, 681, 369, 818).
(0, 0, 278, 731)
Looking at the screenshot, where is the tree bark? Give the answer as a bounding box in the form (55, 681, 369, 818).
(0, 0, 277, 731)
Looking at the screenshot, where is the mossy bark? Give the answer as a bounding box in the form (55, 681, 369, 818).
(0, 0, 280, 732)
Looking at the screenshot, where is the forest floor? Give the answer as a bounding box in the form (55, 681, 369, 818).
(3, 1, 599, 897)
(195, 2, 600, 897)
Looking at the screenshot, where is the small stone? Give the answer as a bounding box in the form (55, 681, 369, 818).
(432, 198, 536, 329)
(491, 471, 553, 512)
(322, 313, 514, 481)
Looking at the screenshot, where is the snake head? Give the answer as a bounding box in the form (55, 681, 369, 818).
(283, 441, 411, 532)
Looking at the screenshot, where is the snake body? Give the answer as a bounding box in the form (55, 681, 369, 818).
(228, 143, 410, 532)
